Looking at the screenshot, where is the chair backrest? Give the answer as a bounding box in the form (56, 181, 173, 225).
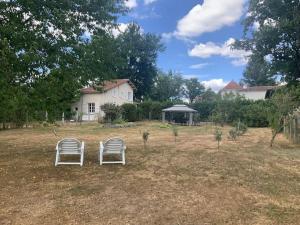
(104, 138, 124, 153)
(58, 138, 81, 152)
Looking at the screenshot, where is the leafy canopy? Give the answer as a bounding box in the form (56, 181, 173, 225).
(235, 0, 300, 85)
(116, 23, 165, 100)
(184, 78, 205, 103)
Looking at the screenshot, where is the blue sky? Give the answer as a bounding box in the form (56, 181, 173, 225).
(120, 0, 249, 91)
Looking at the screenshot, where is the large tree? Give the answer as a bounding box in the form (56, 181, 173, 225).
(184, 78, 205, 103)
(235, 0, 300, 85)
(242, 55, 276, 86)
(116, 23, 165, 100)
(150, 71, 184, 101)
(0, 0, 125, 123)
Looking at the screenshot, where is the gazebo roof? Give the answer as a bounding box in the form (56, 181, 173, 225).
(162, 104, 197, 113)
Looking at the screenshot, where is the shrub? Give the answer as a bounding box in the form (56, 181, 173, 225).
(137, 100, 177, 120)
(194, 97, 271, 128)
(228, 129, 238, 141)
(121, 103, 138, 122)
(112, 117, 126, 124)
(235, 121, 248, 135)
(101, 103, 121, 123)
(211, 111, 225, 126)
(159, 123, 171, 128)
(242, 100, 271, 127)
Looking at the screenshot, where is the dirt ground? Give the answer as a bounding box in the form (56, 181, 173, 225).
(0, 122, 299, 225)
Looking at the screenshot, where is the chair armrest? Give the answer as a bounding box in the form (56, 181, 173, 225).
(56, 141, 60, 151)
(100, 142, 104, 153)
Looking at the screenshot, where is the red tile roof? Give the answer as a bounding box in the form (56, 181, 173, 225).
(222, 81, 242, 90)
(80, 79, 135, 94)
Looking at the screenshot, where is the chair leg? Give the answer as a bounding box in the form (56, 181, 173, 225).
(99, 151, 103, 165)
(122, 151, 125, 165)
(55, 151, 59, 166)
(80, 152, 84, 166)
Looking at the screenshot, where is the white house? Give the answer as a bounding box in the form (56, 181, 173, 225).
(220, 81, 277, 100)
(72, 79, 135, 121)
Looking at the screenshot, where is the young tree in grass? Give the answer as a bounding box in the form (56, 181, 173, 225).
(214, 128, 222, 150)
(268, 86, 300, 147)
(171, 125, 178, 142)
(142, 130, 150, 149)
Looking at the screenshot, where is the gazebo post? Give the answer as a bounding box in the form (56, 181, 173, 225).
(189, 112, 193, 126)
(162, 111, 166, 123)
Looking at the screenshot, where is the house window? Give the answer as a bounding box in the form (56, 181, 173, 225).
(88, 103, 95, 113)
(128, 92, 132, 100)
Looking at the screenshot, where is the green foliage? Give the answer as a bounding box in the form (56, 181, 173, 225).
(193, 95, 271, 127)
(184, 78, 205, 103)
(159, 124, 171, 129)
(235, 121, 248, 136)
(121, 103, 138, 122)
(214, 128, 222, 149)
(228, 129, 238, 141)
(138, 100, 176, 120)
(112, 118, 126, 125)
(150, 71, 184, 101)
(211, 111, 225, 127)
(199, 88, 218, 102)
(242, 100, 271, 127)
(268, 86, 300, 146)
(101, 104, 121, 123)
(242, 55, 276, 86)
(0, 0, 125, 125)
(235, 0, 300, 85)
(228, 121, 248, 141)
(116, 23, 165, 99)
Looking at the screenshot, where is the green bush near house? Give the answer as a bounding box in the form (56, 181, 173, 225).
(101, 103, 121, 123)
(121, 103, 138, 122)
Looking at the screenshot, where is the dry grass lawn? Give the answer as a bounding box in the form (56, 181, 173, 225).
(0, 122, 299, 225)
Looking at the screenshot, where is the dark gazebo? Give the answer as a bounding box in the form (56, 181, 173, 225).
(162, 104, 197, 126)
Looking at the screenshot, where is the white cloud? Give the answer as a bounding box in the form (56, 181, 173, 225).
(111, 23, 129, 37)
(202, 79, 228, 92)
(161, 32, 174, 42)
(189, 63, 209, 69)
(125, 0, 138, 9)
(188, 38, 251, 66)
(174, 0, 245, 38)
(144, 0, 157, 5)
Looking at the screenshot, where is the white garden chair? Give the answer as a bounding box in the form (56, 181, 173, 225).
(55, 138, 85, 166)
(99, 138, 126, 165)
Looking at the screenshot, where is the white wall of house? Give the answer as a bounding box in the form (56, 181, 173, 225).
(220, 90, 267, 100)
(239, 91, 267, 100)
(72, 83, 134, 121)
(220, 90, 239, 96)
